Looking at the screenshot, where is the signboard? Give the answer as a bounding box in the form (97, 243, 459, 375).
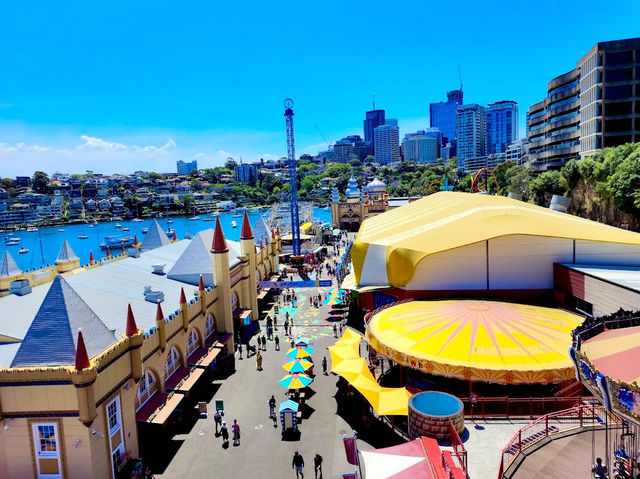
(258, 280, 333, 288)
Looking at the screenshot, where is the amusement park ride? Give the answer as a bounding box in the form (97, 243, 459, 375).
(284, 98, 303, 263)
(469, 167, 499, 194)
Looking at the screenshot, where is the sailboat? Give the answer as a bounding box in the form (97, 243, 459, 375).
(78, 233, 89, 239)
(231, 220, 237, 228)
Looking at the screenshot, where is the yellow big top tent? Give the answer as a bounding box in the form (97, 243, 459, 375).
(351, 191, 640, 288)
(365, 299, 585, 385)
(329, 329, 412, 415)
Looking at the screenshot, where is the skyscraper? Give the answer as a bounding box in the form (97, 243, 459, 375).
(429, 88, 463, 145)
(177, 159, 198, 175)
(374, 121, 400, 164)
(364, 109, 386, 146)
(486, 101, 519, 155)
(456, 104, 486, 170)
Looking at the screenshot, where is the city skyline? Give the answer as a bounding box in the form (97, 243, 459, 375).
(1, 0, 639, 175)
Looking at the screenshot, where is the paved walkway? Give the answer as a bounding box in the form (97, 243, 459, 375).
(156, 240, 368, 478)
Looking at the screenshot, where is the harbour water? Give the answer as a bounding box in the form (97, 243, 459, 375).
(2, 208, 332, 271)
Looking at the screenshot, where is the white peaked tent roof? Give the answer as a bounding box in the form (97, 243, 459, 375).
(141, 220, 172, 252)
(55, 240, 79, 263)
(167, 229, 242, 287)
(253, 216, 272, 246)
(0, 251, 22, 278)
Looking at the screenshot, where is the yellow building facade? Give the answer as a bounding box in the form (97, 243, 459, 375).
(330, 176, 389, 231)
(0, 214, 281, 479)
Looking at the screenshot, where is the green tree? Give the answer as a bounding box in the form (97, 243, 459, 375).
(32, 171, 50, 194)
(506, 165, 533, 201)
(530, 170, 566, 205)
(224, 158, 237, 170)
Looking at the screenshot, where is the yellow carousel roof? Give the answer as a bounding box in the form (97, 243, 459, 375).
(351, 191, 640, 287)
(365, 300, 585, 384)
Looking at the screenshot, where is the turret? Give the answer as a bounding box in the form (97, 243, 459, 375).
(211, 217, 234, 353)
(240, 212, 259, 323)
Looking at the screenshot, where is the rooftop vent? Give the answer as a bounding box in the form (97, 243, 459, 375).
(143, 286, 164, 304)
(152, 264, 166, 275)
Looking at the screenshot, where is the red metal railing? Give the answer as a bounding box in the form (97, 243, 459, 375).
(448, 419, 468, 476)
(497, 404, 617, 478)
(461, 395, 586, 419)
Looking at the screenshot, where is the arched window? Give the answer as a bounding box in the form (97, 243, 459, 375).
(231, 292, 239, 310)
(187, 328, 200, 357)
(135, 369, 159, 411)
(205, 314, 215, 339)
(165, 347, 182, 380)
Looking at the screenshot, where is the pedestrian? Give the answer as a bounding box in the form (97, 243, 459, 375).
(237, 343, 243, 360)
(269, 395, 276, 418)
(286, 311, 290, 321)
(284, 319, 289, 335)
(339, 323, 343, 335)
(275, 335, 280, 350)
(262, 335, 267, 350)
(290, 339, 294, 349)
(232, 419, 240, 446)
(214, 410, 222, 435)
(274, 315, 278, 330)
(313, 454, 323, 479)
(256, 351, 263, 370)
(333, 324, 337, 338)
(220, 421, 229, 447)
(322, 356, 327, 375)
(292, 451, 305, 479)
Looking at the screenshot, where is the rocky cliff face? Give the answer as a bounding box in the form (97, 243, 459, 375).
(568, 179, 640, 232)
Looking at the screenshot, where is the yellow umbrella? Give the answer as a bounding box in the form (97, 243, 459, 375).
(332, 358, 369, 381)
(336, 329, 362, 348)
(329, 344, 358, 367)
(365, 300, 585, 384)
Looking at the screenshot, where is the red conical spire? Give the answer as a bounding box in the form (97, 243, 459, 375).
(106, 246, 111, 259)
(133, 234, 139, 245)
(271, 229, 276, 240)
(240, 211, 253, 240)
(121, 244, 126, 255)
(179, 287, 187, 304)
(126, 304, 138, 336)
(155, 303, 164, 322)
(75, 330, 90, 371)
(211, 217, 228, 253)
(172, 231, 177, 241)
(89, 250, 95, 262)
(198, 274, 205, 291)
(276, 226, 281, 237)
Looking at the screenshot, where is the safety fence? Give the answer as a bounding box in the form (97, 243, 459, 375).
(448, 419, 468, 476)
(497, 404, 619, 478)
(460, 394, 586, 419)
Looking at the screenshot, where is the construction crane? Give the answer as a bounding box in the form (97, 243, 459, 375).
(284, 98, 301, 256)
(314, 124, 332, 150)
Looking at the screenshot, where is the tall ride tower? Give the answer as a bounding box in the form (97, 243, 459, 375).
(284, 98, 301, 255)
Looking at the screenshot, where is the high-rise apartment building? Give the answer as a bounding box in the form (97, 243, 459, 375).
(402, 129, 442, 163)
(234, 163, 259, 185)
(430, 89, 463, 145)
(527, 37, 640, 171)
(364, 110, 386, 146)
(455, 104, 486, 171)
(177, 159, 198, 175)
(333, 135, 372, 163)
(374, 121, 400, 164)
(486, 101, 519, 155)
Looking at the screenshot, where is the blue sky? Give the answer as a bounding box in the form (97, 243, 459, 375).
(0, 0, 639, 175)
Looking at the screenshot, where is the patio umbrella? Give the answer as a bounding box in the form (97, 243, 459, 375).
(279, 373, 313, 389)
(294, 336, 312, 347)
(282, 359, 313, 373)
(332, 358, 369, 381)
(286, 347, 314, 359)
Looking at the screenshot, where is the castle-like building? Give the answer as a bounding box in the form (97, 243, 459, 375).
(330, 173, 389, 231)
(0, 214, 280, 478)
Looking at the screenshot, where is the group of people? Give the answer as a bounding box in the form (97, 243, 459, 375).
(213, 412, 241, 448)
(592, 443, 640, 479)
(292, 451, 323, 479)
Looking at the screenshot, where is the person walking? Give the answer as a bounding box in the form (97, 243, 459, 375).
(292, 451, 305, 479)
(213, 410, 222, 435)
(313, 454, 323, 479)
(237, 343, 243, 360)
(274, 315, 278, 330)
(262, 335, 267, 350)
(284, 319, 289, 336)
(256, 351, 263, 371)
(333, 324, 337, 338)
(275, 335, 280, 351)
(268, 395, 276, 418)
(232, 419, 240, 446)
(220, 421, 229, 447)
(322, 357, 327, 375)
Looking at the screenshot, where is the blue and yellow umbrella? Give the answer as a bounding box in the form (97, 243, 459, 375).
(286, 347, 314, 359)
(279, 373, 313, 389)
(282, 359, 313, 373)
